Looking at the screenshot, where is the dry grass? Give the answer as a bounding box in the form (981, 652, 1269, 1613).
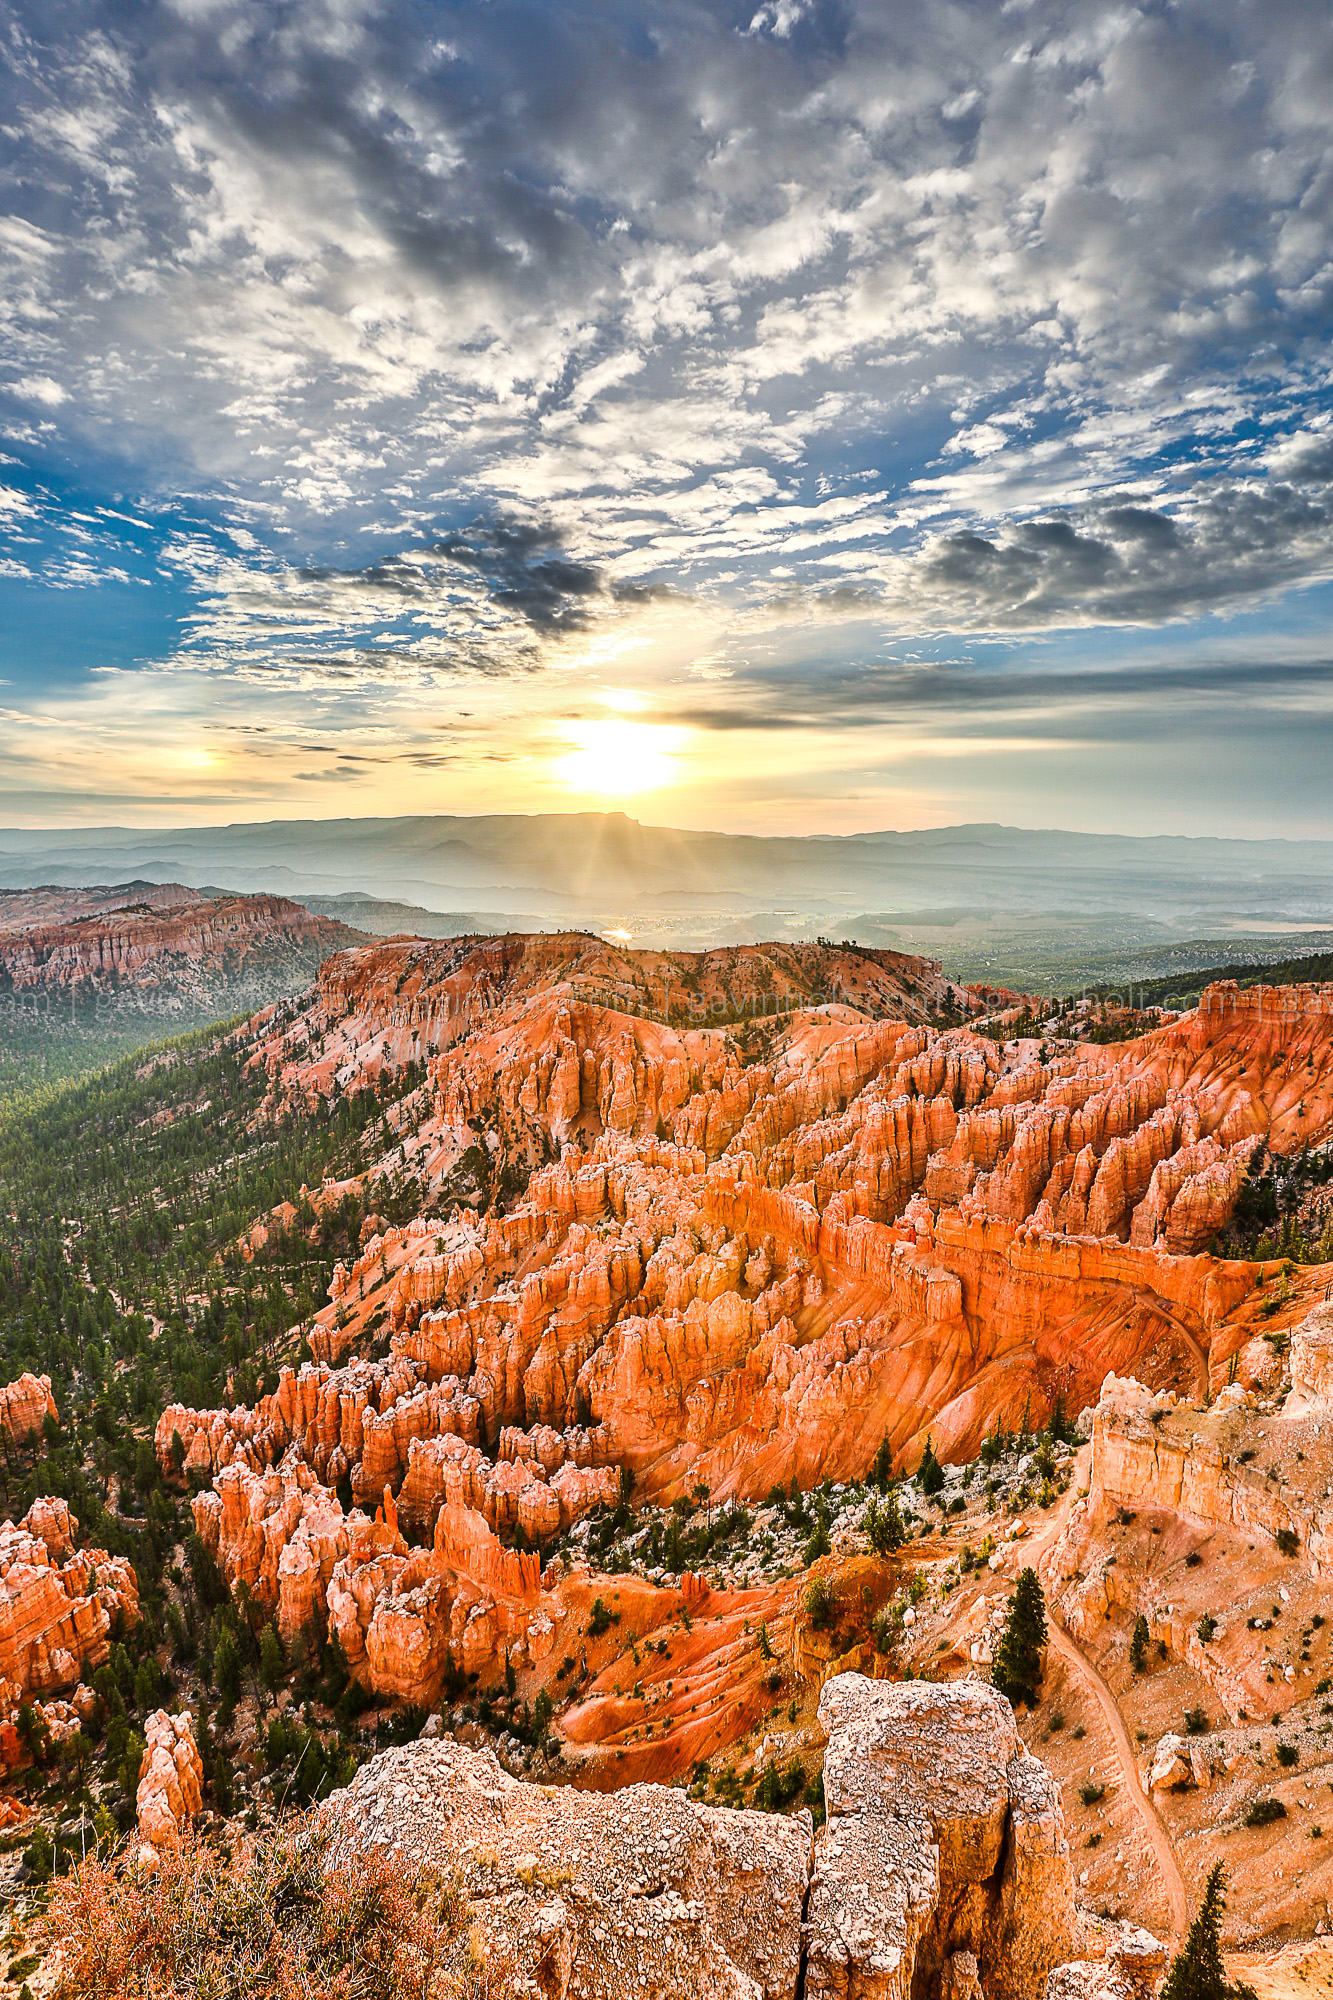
(42, 1820, 504, 1999)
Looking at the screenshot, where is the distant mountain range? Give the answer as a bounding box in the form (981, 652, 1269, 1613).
(3, 813, 1333, 987)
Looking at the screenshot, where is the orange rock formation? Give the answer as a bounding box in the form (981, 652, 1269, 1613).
(0, 1373, 56, 1443)
(181, 947, 1333, 1707)
(136, 1709, 204, 1855)
(0, 1498, 139, 1695)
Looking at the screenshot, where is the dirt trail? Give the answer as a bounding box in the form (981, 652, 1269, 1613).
(1021, 1485, 1192, 1941)
(1045, 1619, 1191, 1939)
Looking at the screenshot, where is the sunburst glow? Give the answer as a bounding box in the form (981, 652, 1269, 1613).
(556, 720, 681, 797)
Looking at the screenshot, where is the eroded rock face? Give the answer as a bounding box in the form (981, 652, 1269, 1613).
(0, 1500, 139, 1695)
(808, 1676, 1074, 2000)
(0, 892, 353, 1004)
(1080, 1372, 1328, 1572)
(326, 1673, 1073, 2000)
(189, 1444, 601, 1691)
(191, 961, 1333, 1704)
(0, 1374, 56, 1443)
(324, 1735, 811, 2000)
(136, 1709, 204, 1852)
(1286, 1302, 1333, 1416)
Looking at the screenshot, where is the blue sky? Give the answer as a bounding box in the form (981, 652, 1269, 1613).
(2, 0, 1333, 833)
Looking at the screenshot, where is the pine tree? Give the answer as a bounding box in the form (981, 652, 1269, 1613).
(992, 1567, 1047, 1709)
(871, 1434, 893, 1491)
(1161, 1863, 1253, 2000)
(917, 1436, 945, 1497)
(1130, 1613, 1150, 1672)
(259, 1623, 286, 1706)
(866, 1489, 906, 1557)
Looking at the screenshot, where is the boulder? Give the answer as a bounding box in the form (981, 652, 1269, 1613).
(810, 1675, 1074, 2000)
(326, 1672, 1074, 2000)
(324, 1736, 810, 1999)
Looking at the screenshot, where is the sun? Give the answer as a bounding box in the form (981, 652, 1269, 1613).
(555, 719, 681, 797)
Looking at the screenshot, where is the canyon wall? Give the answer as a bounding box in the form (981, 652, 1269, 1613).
(178, 949, 1333, 1705)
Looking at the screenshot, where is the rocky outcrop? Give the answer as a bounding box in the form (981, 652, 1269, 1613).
(325, 1733, 810, 1999)
(1079, 1373, 1330, 1573)
(0, 1374, 56, 1443)
(0, 893, 356, 1003)
(190, 1446, 588, 1693)
(1285, 1301, 1333, 1416)
(136, 1709, 204, 1855)
(0, 1500, 139, 1695)
(192, 1458, 352, 1647)
(808, 1676, 1074, 2000)
(325, 1673, 1072, 2000)
(0, 1676, 97, 1769)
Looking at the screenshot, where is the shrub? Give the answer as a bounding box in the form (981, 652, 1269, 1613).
(1245, 1797, 1287, 1827)
(1275, 1742, 1299, 1768)
(865, 1491, 906, 1558)
(753, 1756, 807, 1814)
(587, 1597, 616, 1638)
(1196, 1615, 1216, 1644)
(804, 1578, 834, 1631)
(871, 1607, 895, 1655)
(1276, 1528, 1300, 1557)
(1129, 1615, 1149, 1673)
(43, 1822, 500, 1998)
(1080, 1782, 1106, 1806)
(803, 1513, 832, 1566)
(1184, 1707, 1209, 1736)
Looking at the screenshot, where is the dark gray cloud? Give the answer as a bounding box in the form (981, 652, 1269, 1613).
(426, 522, 602, 635)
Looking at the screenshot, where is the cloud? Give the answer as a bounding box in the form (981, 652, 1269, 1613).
(11, 376, 67, 407)
(2, 0, 1333, 832)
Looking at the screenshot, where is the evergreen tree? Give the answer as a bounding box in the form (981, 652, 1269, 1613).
(259, 1623, 286, 1706)
(213, 1625, 242, 1710)
(992, 1567, 1047, 1709)
(866, 1489, 906, 1557)
(917, 1436, 945, 1497)
(1130, 1613, 1150, 1672)
(1161, 1864, 1254, 2000)
(870, 1434, 893, 1491)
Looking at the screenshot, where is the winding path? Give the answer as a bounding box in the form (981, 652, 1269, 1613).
(1021, 1500, 1192, 1940)
(1045, 1618, 1191, 1939)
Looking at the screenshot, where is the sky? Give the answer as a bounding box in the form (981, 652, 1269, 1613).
(2, 0, 1332, 838)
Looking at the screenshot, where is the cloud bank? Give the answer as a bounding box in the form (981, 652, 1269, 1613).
(2, 0, 1333, 826)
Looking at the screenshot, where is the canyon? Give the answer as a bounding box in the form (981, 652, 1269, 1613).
(155, 939, 1332, 1746)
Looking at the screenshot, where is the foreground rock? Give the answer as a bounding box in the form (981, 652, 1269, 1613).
(326, 1672, 1074, 2000)
(809, 1676, 1074, 2000)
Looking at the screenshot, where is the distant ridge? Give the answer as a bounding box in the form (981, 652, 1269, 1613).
(4, 813, 1333, 986)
